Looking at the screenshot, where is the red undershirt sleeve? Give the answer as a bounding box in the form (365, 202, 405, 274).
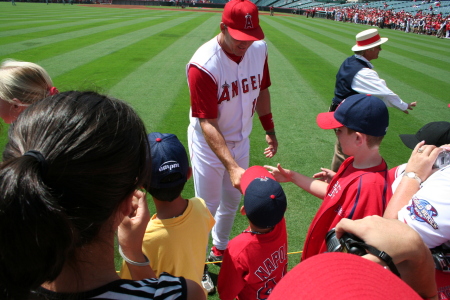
(188, 65, 218, 119)
(261, 57, 271, 90)
(188, 54, 271, 119)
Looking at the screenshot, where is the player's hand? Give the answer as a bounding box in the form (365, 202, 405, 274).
(118, 190, 150, 257)
(405, 141, 443, 182)
(403, 101, 417, 114)
(264, 163, 293, 183)
(264, 133, 278, 158)
(312, 168, 336, 183)
(230, 167, 245, 193)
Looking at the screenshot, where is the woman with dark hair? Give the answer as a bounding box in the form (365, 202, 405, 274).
(0, 91, 205, 300)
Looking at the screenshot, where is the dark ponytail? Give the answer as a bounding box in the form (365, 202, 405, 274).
(0, 155, 74, 300)
(0, 91, 149, 299)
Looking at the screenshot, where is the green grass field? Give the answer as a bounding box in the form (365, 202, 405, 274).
(1, 2, 449, 298)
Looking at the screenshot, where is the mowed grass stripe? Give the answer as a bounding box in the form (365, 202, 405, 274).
(385, 31, 450, 55)
(0, 17, 121, 39)
(285, 18, 450, 71)
(0, 17, 156, 55)
(261, 17, 338, 105)
(264, 17, 449, 114)
(0, 19, 61, 29)
(0, 14, 192, 62)
(109, 14, 220, 130)
(374, 57, 448, 101)
(39, 13, 209, 79)
(271, 16, 359, 54)
(288, 17, 449, 59)
(53, 13, 214, 93)
(0, 8, 187, 48)
(380, 49, 450, 81)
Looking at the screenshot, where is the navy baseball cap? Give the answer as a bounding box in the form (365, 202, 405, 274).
(399, 121, 450, 149)
(241, 166, 287, 229)
(148, 132, 189, 189)
(316, 94, 389, 137)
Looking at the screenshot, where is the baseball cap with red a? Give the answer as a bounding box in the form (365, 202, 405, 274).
(222, 0, 264, 41)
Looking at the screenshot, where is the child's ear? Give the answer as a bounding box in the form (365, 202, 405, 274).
(355, 132, 365, 146)
(240, 206, 246, 216)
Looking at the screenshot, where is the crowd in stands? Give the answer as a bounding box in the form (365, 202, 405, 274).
(308, 2, 450, 37)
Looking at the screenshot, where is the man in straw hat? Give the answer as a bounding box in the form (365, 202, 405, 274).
(186, 0, 277, 294)
(328, 28, 417, 172)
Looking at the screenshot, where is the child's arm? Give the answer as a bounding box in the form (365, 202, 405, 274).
(217, 249, 246, 300)
(265, 163, 329, 199)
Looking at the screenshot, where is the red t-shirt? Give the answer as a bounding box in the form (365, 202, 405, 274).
(218, 219, 287, 300)
(302, 157, 392, 260)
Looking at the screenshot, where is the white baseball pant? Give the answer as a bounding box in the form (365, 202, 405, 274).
(188, 125, 249, 250)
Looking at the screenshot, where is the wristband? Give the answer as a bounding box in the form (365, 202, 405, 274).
(259, 113, 274, 131)
(403, 172, 422, 185)
(118, 245, 150, 267)
(265, 131, 276, 135)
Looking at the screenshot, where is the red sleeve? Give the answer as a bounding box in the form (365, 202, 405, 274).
(261, 57, 271, 90)
(187, 65, 218, 119)
(217, 248, 246, 300)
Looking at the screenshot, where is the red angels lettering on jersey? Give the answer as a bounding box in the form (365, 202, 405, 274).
(254, 244, 286, 281)
(218, 74, 262, 104)
(187, 38, 268, 141)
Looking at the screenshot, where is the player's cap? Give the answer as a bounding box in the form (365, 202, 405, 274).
(241, 166, 287, 229)
(147, 132, 189, 189)
(316, 94, 389, 137)
(222, 0, 264, 41)
(399, 121, 450, 149)
(351, 28, 388, 51)
(267, 252, 422, 300)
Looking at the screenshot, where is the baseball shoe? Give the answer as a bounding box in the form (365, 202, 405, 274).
(202, 265, 216, 295)
(207, 246, 224, 267)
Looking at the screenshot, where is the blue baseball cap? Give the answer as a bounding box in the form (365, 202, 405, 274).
(241, 166, 287, 229)
(316, 94, 389, 137)
(148, 132, 189, 189)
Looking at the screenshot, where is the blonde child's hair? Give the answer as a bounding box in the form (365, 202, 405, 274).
(0, 59, 53, 105)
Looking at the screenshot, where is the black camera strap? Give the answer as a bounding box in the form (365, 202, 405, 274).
(354, 241, 401, 278)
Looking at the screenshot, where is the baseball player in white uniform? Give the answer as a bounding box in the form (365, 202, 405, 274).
(186, 0, 277, 292)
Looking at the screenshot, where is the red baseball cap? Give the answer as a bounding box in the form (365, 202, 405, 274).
(268, 252, 422, 300)
(222, 0, 264, 41)
(240, 165, 275, 195)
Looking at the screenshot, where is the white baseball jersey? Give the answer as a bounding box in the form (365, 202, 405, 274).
(397, 165, 450, 249)
(186, 36, 269, 250)
(187, 36, 268, 143)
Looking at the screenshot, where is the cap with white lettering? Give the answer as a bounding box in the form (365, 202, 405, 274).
(148, 132, 189, 189)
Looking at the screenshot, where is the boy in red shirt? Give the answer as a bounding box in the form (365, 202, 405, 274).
(218, 166, 287, 300)
(266, 94, 392, 260)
